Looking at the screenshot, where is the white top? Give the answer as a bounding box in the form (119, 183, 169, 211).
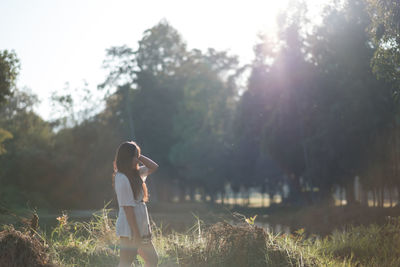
(115, 165, 151, 240)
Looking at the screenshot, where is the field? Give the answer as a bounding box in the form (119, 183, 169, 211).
(2, 202, 400, 266)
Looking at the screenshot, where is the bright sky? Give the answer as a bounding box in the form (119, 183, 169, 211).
(0, 0, 327, 120)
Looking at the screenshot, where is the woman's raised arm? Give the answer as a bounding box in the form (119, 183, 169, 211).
(138, 155, 158, 175)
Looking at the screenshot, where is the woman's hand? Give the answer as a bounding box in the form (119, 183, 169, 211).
(138, 154, 159, 175)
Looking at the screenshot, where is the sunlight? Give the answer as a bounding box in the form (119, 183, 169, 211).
(3, 0, 400, 265)
(254, 0, 329, 35)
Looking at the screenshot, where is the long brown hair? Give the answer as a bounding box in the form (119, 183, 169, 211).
(112, 141, 149, 202)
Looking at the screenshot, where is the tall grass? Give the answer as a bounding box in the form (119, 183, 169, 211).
(41, 205, 120, 266)
(312, 217, 400, 266)
(2, 204, 400, 266)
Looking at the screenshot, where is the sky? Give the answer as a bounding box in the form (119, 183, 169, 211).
(0, 0, 327, 120)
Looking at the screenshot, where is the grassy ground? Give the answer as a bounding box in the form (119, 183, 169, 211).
(229, 203, 400, 236)
(2, 203, 400, 266)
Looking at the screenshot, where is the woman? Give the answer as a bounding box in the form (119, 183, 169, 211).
(112, 141, 159, 267)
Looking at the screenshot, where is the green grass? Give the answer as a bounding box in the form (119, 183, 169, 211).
(2, 204, 400, 266)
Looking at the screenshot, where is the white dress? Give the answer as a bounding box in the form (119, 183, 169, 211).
(115, 166, 151, 240)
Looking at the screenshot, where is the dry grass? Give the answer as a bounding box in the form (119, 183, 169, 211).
(3, 204, 400, 266)
(165, 217, 322, 267)
(0, 225, 55, 267)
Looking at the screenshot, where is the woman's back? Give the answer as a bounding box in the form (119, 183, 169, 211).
(115, 168, 150, 239)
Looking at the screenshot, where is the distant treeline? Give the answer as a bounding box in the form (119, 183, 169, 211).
(1, 0, 400, 209)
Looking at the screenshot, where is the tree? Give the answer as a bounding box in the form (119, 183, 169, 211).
(101, 20, 242, 202)
(368, 0, 400, 89)
(100, 21, 193, 201)
(307, 0, 396, 205)
(0, 50, 19, 155)
(235, 0, 396, 207)
(0, 50, 19, 104)
(0, 89, 55, 208)
(247, 3, 314, 205)
(168, 48, 239, 202)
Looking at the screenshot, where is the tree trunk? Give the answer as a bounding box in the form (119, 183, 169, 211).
(360, 187, 368, 207)
(318, 185, 334, 206)
(188, 186, 195, 202)
(261, 192, 265, 208)
(201, 190, 206, 202)
(269, 191, 275, 205)
(157, 180, 172, 202)
(345, 177, 356, 206)
(377, 188, 382, 207)
(210, 193, 215, 204)
(179, 183, 186, 202)
(287, 173, 302, 205)
(394, 125, 400, 206)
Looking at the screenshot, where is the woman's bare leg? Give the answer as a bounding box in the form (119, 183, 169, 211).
(138, 241, 158, 267)
(119, 236, 138, 267)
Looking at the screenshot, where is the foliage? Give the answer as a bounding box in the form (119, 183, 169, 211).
(0, 50, 19, 105)
(4, 0, 400, 211)
(0, 49, 19, 157)
(0, 128, 12, 155)
(0, 89, 56, 208)
(367, 0, 400, 89)
(232, 0, 397, 206)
